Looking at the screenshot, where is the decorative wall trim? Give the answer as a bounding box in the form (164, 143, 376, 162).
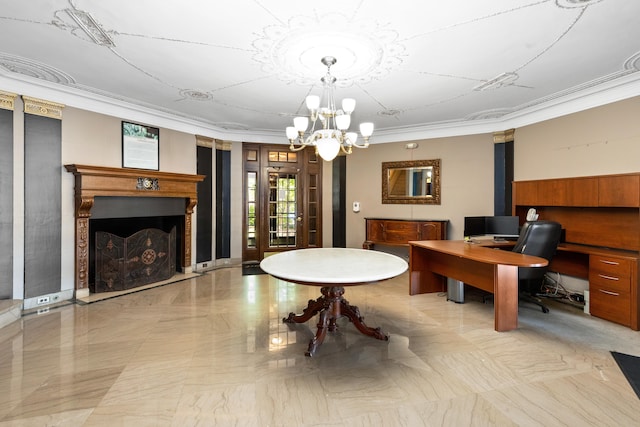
(215, 140, 232, 151)
(0, 91, 17, 111)
(22, 96, 64, 120)
(493, 129, 515, 143)
(196, 134, 213, 148)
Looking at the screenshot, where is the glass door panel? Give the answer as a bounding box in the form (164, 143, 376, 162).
(268, 172, 298, 248)
(246, 171, 257, 248)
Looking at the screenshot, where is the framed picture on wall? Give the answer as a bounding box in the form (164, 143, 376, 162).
(122, 121, 159, 170)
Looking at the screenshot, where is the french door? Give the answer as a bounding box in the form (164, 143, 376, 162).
(243, 143, 322, 262)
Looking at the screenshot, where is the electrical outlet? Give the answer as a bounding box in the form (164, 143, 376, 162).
(202, 263, 208, 268)
(37, 296, 50, 305)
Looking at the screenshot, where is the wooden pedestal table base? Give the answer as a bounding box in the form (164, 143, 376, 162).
(283, 285, 388, 357)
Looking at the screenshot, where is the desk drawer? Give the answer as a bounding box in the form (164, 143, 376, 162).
(589, 255, 631, 293)
(589, 254, 633, 327)
(590, 285, 631, 326)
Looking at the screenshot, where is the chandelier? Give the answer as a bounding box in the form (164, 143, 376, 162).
(286, 56, 374, 162)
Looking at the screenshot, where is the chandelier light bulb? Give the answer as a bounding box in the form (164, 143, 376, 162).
(335, 114, 350, 131)
(315, 131, 341, 162)
(293, 116, 309, 132)
(360, 122, 374, 138)
(345, 132, 358, 146)
(341, 98, 356, 113)
(305, 95, 320, 110)
(286, 126, 298, 140)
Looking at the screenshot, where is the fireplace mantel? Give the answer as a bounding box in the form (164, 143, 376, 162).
(65, 164, 205, 293)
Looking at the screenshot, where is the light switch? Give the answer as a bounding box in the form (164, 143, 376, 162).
(353, 201, 360, 212)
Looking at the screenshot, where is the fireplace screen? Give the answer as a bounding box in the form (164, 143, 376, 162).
(94, 227, 176, 293)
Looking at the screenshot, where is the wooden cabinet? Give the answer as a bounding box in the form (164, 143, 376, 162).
(514, 173, 639, 208)
(513, 172, 640, 330)
(589, 254, 635, 327)
(363, 218, 447, 249)
(598, 175, 639, 207)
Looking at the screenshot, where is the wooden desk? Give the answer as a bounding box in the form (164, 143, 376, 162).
(409, 240, 548, 332)
(260, 248, 408, 356)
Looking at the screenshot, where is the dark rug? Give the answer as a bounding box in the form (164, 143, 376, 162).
(242, 263, 266, 276)
(611, 351, 640, 399)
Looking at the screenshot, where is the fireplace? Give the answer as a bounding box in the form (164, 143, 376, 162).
(65, 164, 205, 295)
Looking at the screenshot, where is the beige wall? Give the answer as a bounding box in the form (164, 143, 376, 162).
(62, 107, 196, 172)
(515, 96, 640, 180)
(344, 133, 495, 247)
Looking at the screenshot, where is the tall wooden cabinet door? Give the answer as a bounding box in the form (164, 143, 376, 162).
(598, 175, 640, 207)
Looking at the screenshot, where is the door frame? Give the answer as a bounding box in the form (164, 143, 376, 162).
(242, 143, 323, 262)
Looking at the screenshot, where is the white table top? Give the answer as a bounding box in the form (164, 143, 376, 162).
(259, 248, 408, 285)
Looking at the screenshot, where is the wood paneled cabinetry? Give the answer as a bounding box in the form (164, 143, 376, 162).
(589, 254, 636, 327)
(513, 172, 640, 330)
(363, 218, 447, 249)
(514, 174, 639, 208)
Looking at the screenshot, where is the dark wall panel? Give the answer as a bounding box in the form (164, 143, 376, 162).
(0, 109, 13, 299)
(196, 145, 212, 263)
(332, 156, 346, 247)
(24, 114, 61, 298)
(215, 149, 230, 259)
(494, 141, 514, 216)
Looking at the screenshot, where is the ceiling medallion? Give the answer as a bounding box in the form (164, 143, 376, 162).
(555, 0, 604, 8)
(213, 122, 250, 131)
(473, 72, 519, 91)
(0, 53, 76, 84)
(253, 12, 405, 87)
(52, 8, 115, 46)
(179, 89, 213, 101)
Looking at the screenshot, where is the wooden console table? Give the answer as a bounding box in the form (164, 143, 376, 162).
(513, 173, 640, 330)
(363, 218, 447, 249)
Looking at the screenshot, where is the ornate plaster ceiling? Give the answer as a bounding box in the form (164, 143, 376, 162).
(1, 0, 639, 143)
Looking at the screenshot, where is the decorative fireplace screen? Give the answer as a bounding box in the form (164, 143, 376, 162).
(94, 227, 176, 293)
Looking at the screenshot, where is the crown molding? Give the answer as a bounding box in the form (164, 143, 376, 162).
(2, 69, 640, 144)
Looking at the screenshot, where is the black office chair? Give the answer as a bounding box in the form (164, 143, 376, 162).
(512, 220, 562, 313)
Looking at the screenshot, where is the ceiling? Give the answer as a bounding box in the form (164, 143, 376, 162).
(1, 0, 640, 144)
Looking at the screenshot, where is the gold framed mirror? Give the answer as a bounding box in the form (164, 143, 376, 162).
(382, 159, 441, 204)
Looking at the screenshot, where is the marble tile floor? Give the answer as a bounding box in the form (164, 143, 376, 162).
(1, 268, 639, 426)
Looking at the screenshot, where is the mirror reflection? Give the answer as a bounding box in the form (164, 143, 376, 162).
(382, 159, 441, 204)
(388, 167, 433, 197)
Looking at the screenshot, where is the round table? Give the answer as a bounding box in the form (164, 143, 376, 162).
(260, 248, 408, 356)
